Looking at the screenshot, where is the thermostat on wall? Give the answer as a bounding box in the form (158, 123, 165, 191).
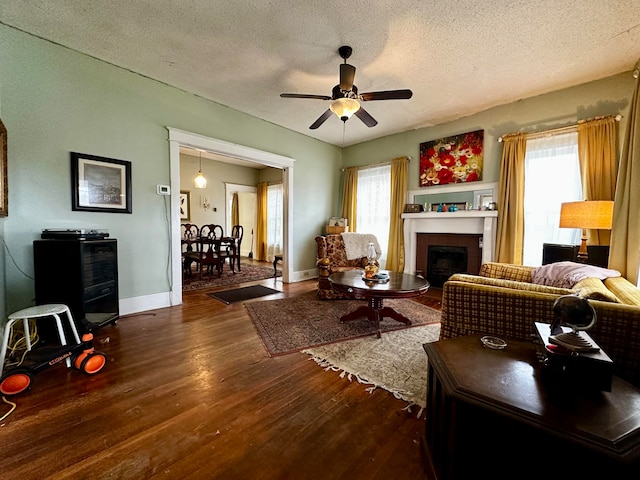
(157, 185, 170, 195)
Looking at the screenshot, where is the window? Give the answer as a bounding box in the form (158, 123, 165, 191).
(356, 165, 391, 267)
(522, 132, 582, 266)
(266, 183, 283, 261)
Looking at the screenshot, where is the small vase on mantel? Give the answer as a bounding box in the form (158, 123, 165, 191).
(364, 242, 380, 279)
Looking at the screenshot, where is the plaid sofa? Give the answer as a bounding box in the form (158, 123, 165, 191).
(315, 234, 368, 299)
(440, 262, 640, 388)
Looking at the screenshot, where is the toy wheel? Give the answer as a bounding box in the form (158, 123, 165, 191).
(0, 369, 33, 396)
(73, 352, 87, 370)
(79, 351, 106, 375)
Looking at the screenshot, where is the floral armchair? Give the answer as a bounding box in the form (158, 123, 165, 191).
(315, 234, 369, 299)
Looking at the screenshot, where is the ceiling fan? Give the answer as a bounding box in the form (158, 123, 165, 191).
(280, 46, 413, 130)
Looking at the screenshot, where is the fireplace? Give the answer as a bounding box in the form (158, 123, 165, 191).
(427, 246, 468, 287)
(415, 233, 482, 286)
(402, 208, 497, 277)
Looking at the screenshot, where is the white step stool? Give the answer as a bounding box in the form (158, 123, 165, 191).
(0, 304, 81, 377)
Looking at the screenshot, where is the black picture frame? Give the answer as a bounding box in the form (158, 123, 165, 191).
(0, 118, 7, 217)
(180, 190, 191, 221)
(71, 152, 132, 213)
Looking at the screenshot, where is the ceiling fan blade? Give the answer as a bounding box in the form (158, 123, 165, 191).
(280, 93, 332, 100)
(339, 63, 356, 91)
(309, 109, 333, 129)
(354, 107, 378, 128)
(360, 89, 413, 101)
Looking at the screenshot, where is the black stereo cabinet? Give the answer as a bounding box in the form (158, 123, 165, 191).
(34, 239, 119, 337)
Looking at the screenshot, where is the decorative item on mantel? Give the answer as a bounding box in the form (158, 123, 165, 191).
(419, 129, 484, 187)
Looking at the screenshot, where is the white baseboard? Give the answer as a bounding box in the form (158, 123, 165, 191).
(119, 291, 172, 316)
(288, 269, 318, 283)
(119, 270, 318, 314)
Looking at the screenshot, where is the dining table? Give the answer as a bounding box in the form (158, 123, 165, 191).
(181, 235, 240, 277)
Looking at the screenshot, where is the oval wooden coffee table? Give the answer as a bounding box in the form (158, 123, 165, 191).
(328, 270, 430, 338)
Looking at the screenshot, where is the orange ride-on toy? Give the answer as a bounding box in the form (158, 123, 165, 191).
(0, 332, 106, 396)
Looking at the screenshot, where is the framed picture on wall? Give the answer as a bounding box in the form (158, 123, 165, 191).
(419, 129, 484, 187)
(71, 152, 132, 213)
(180, 190, 191, 221)
(0, 118, 7, 217)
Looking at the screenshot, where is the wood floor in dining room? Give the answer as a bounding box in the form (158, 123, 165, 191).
(1, 262, 440, 479)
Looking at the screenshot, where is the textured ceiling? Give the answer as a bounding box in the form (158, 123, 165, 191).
(1, 1, 640, 147)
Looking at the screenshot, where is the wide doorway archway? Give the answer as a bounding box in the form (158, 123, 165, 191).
(167, 127, 294, 306)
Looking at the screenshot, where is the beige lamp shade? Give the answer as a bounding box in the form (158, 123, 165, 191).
(559, 200, 614, 230)
(559, 200, 614, 263)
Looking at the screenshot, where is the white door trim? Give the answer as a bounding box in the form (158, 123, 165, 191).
(167, 127, 295, 306)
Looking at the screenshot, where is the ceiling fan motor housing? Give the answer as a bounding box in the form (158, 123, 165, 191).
(338, 45, 353, 60)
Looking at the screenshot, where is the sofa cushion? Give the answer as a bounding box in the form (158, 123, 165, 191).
(479, 262, 535, 283)
(604, 277, 640, 306)
(531, 261, 620, 288)
(449, 273, 573, 295)
(572, 277, 621, 303)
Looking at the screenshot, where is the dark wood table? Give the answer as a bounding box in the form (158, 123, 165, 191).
(328, 270, 430, 338)
(422, 335, 640, 479)
(182, 236, 239, 278)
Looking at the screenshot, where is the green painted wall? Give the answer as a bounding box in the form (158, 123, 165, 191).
(343, 73, 635, 194)
(179, 153, 261, 226)
(0, 24, 341, 313)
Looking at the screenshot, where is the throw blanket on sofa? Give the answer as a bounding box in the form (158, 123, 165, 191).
(341, 233, 381, 260)
(532, 261, 621, 289)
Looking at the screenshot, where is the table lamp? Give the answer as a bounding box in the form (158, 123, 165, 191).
(559, 200, 614, 263)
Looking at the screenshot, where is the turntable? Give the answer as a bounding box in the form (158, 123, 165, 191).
(41, 229, 109, 240)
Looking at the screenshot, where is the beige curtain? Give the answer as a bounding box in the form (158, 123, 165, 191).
(577, 116, 618, 246)
(255, 182, 268, 261)
(386, 157, 409, 272)
(495, 133, 527, 264)
(340, 167, 358, 232)
(610, 74, 640, 284)
(231, 192, 239, 227)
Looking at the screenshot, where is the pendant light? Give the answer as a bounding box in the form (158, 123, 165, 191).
(194, 150, 207, 189)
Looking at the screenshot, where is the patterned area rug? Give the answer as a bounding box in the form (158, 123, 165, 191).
(183, 263, 280, 290)
(303, 324, 441, 416)
(245, 290, 441, 356)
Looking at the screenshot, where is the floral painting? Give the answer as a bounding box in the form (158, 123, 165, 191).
(419, 130, 483, 187)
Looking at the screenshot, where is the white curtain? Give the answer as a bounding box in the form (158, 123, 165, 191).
(266, 183, 283, 261)
(356, 165, 391, 268)
(522, 132, 582, 266)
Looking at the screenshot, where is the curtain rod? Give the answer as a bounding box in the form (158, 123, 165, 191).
(341, 156, 411, 172)
(497, 114, 622, 142)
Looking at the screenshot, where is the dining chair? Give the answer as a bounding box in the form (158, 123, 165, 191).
(181, 223, 200, 276)
(192, 224, 224, 278)
(223, 225, 244, 272)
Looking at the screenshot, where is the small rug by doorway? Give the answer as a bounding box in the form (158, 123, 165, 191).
(183, 263, 280, 291)
(303, 323, 441, 417)
(245, 290, 441, 356)
(208, 285, 281, 304)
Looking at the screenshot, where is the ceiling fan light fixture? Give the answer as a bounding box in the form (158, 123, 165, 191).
(194, 150, 207, 188)
(330, 97, 360, 122)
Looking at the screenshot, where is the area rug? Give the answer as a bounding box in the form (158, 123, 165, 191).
(183, 263, 280, 291)
(303, 323, 441, 417)
(208, 285, 280, 304)
(245, 290, 441, 356)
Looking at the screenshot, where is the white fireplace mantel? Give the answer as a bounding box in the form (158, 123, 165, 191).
(402, 210, 498, 275)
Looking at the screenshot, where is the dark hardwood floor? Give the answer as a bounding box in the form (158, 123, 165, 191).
(1, 261, 441, 479)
